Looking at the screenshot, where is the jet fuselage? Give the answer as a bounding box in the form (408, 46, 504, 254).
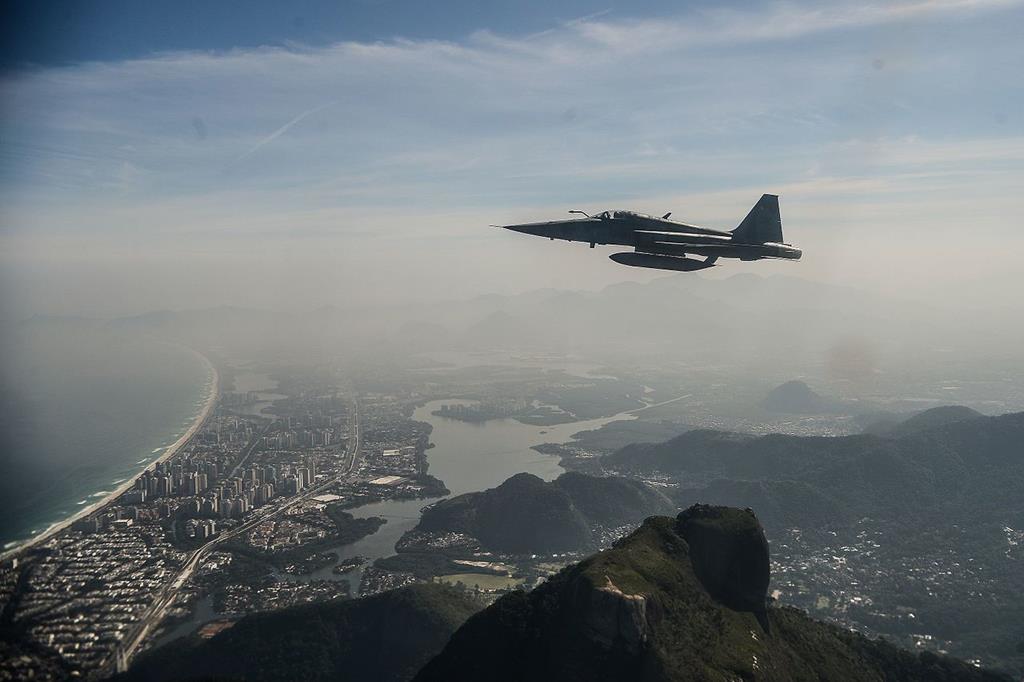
(500, 196, 801, 272)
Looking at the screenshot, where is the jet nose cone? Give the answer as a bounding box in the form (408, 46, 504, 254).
(501, 223, 534, 235)
(502, 222, 560, 238)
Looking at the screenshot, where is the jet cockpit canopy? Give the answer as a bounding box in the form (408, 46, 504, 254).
(595, 210, 642, 220)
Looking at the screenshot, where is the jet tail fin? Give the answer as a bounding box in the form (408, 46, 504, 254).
(732, 194, 782, 244)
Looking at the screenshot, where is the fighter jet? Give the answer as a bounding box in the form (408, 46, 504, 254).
(499, 194, 801, 272)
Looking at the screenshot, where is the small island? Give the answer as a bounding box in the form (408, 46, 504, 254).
(332, 555, 368, 575)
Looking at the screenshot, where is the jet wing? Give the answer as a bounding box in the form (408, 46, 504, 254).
(640, 241, 753, 259)
(629, 218, 731, 237)
(635, 230, 732, 241)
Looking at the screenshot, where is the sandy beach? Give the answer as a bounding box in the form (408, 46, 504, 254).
(0, 347, 219, 562)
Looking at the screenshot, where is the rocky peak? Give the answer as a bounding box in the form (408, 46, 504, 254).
(579, 575, 649, 653)
(676, 504, 770, 626)
(415, 507, 1007, 682)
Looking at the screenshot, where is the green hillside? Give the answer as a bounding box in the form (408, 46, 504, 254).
(415, 506, 1009, 682)
(415, 471, 676, 554)
(118, 583, 479, 682)
(605, 410, 1024, 529)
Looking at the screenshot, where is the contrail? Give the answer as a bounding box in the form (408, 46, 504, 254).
(232, 102, 333, 164)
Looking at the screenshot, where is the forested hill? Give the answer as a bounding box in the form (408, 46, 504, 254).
(117, 584, 479, 682)
(603, 409, 1024, 530)
(415, 506, 1008, 682)
(414, 471, 676, 554)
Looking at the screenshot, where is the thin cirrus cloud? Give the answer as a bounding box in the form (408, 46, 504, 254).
(230, 101, 337, 165)
(0, 0, 1022, 316)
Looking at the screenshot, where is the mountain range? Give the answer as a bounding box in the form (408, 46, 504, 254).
(124, 506, 1009, 682)
(599, 407, 1024, 674)
(605, 407, 1023, 531)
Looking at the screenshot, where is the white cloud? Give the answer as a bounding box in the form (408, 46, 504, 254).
(565, 0, 1021, 52)
(0, 0, 1022, 316)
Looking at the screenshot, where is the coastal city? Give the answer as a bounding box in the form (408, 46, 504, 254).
(0, 358, 717, 679)
(0, 363, 452, 679)
(2, 356, 1022, 680)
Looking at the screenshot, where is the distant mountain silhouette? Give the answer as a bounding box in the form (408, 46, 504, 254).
(27, 272, 1021, 367)
(762, 380, 844, 414)
(861, 405, 984, 436)
(459, 310, 540, 350)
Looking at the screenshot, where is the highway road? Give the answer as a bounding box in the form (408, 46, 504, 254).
(113, 396, 362, 673)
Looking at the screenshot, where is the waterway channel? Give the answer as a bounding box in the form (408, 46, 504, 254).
(307, 399, 637, 591)
(160, 394, 637, 642)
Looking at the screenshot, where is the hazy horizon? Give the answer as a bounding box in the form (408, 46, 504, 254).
(3, 0, 1024, 322)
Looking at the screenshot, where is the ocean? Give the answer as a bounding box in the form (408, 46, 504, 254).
(0, 321, 213, 551)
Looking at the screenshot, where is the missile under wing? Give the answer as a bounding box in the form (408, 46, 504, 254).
(499, 194, 801, 272)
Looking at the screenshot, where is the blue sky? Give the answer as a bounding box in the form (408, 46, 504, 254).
(1, 0, 1023, 317)
(1, 0, 689, 67)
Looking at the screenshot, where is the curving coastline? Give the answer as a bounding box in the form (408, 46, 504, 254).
(0, 347, 219, 562)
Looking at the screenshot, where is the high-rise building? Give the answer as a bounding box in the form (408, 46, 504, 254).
(201, 497, 217, 516)
(73, 517, 101, 533)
